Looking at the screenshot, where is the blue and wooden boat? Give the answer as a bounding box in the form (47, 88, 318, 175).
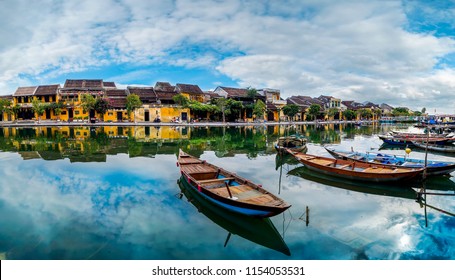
(325, 147, 455, 176)
(177, 177, 290, 255)
(177, 149, 291, 217)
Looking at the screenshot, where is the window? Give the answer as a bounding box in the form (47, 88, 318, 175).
(75, 110, 80, 115)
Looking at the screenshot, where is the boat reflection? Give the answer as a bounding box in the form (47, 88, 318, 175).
(177, 177, 291, 256)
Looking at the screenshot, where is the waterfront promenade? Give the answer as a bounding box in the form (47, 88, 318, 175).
(0, 119, 372, 127)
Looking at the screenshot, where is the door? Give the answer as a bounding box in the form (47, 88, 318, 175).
(117, 112, 123, 122)
(68, 109, 74, 121)
(144, 111, 150, 122)
(181, 112, 188, 121)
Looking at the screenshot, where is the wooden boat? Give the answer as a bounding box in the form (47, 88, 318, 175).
(286, 149, 424, 183)
(325, 147, 455, 176)
(288, 166, 418, 200)
(275, 135, 307, 153)
(411, 141, 455, 153)
(177, 149, 291, 217)
(378, 135, 453, 146)
(177, 177, 290, 255)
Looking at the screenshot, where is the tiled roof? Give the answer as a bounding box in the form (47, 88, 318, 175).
(154, 82, 176, 92)
(219, 86, 248, 98)
(106, 89, 127, 109)
(127, 87, 158, 103)
(106, 89, 127, 97)
(176, 83, 203, 95)
(63, 79, 104, 88)
(0, 95, 13, 100)
(14, 86, 37, 96)
(156, 91, 177, 101)
(103, 81, 116, 88)
(287, 95, 323, 107)
(34, 84, 60, 96)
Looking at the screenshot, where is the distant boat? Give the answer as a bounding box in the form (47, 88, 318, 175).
(177, 178, 291, 256)
(177, 149, 291, 217)
(378, 134, 453, 146)
(275, 135, 307, 153)
(411, 142, 455, 153)
(286, 149, 424, 183)
(325, 147, 455, 176)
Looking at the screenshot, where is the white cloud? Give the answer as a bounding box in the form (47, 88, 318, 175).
(0, 0, 454, 112)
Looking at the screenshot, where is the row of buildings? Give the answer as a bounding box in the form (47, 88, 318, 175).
(0, 78, 397, 123)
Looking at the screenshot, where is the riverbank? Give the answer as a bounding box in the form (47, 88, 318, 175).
(0, 119, 374, 127)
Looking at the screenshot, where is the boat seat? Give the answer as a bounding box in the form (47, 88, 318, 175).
(198, 177, 235, 184)
(339, 164, 352, 169)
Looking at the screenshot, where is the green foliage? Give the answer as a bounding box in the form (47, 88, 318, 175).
(327, 108, 339, 118)
(392, 107, 410, 116)
(188, 101, 217, 113)
(126, 94, 142, 121)
(253, 99, 266, 119)
(282, 104, 300, 120)
(343, 109, 356, 120)
(359, 108, 372, 118)
(94, 98, 111, 115)
(173, 94, 190, 107)
(0, 98, 12, 114)
(214, 98, 243, 122)
(32, 99, 46, 117)
(308, 104, 321, 120)
(80, 94, 96, 112)
(421, 107, 426, 114)
(246, 87, 258, 98)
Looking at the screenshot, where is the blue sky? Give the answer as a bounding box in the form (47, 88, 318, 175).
(0, 0, 454, 113)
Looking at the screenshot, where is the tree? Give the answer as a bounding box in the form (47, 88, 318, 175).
(282, 104, 300, 121)
(0, 98, 12, 120)
(214, 98, 243, 122)
(327, 108, 339, 120)
(80, 94, 96, 113)
(126, 94, 142, 122)
(308, 104, 321, 121)
(392, 107, 410, 116)
(421, 107, 426, 114)
(359, 108, 372, 119)
(173, 94, 190, 107)
(94, 98, 111, 118)
(32, 99, 46, 123)
(246, 87, 258, 99)
(253, 99, 266, 120)
(343, 109, 356, 120)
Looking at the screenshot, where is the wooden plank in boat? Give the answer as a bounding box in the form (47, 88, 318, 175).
(311, 159, 334, 166)
(238, 193, 276, 205)
(199, 177, 235, 184)
(179, 157, 203, 164)
(181, 164, 217, 174)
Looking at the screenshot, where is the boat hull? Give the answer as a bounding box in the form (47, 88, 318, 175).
(325, 148, 455, 176)
(177, 177, 291, 255)
(287, 150, 424, 183)
(180, 174, 286, 217)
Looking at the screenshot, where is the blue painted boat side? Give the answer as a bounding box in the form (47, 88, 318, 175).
(180, 176, 275, 217)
